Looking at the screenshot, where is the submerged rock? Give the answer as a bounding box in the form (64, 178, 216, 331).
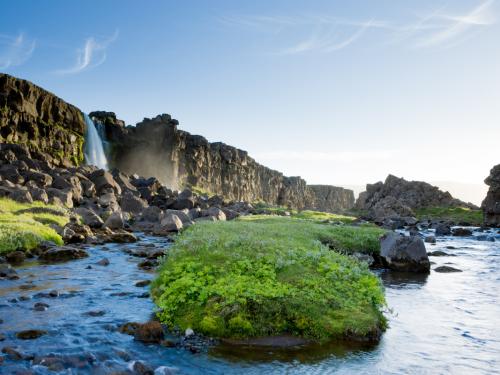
(39, 246, 89, 262)
(16, 329, 48, 340)
(434, 265, 463, 273)
(452, 228, 472, 237)
(380, 232, 430, 273)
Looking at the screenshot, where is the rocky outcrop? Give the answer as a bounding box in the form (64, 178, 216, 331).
(481, 164, 500, 227)
(380, 232, 430, 273)
(0, 73, 85, 166)
(307, 185, 354, 212)
(356, 174, 476, 222)
(101, 114, 352, 211)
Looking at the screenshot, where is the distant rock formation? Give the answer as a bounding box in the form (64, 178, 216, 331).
(99, 113, 350, 211)
(481, 164, 500, 227)
(0, 73, 85, 166)
(307, 185, 354, 213)
(356, 174, 476, 222)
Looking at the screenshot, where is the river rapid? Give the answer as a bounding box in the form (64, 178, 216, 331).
(1, 228, 499, 374)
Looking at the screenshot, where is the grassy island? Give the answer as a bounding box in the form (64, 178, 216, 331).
(0, 198, 68, 255)
(151, 216, 387, 342)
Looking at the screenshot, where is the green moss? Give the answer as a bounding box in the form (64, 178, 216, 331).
(415, 206, 482, 225)
(151, 217, 387, 342)
(0, 198, 68, 254)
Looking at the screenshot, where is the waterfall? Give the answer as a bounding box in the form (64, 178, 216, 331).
(83, 113, 108, 170)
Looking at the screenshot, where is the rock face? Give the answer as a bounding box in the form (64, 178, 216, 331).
(306, 185, 354, 212)
(1, 74, 353, 212)
(482, 164, 500, 227)
(98, 113, 353, 212)
(380, 232, 430, 273)
(0, 73, 85, 166)
(356, 174, 476, 222)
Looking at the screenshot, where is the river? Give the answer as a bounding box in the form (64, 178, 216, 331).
(1, 229, 499, 374)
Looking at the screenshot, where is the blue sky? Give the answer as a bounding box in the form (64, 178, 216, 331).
(1, 0, 499, 204)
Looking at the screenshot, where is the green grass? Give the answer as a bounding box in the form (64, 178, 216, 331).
(415, 206, 482, 226)
(0, 198, 68, 254)
(151, 216, 387, 342)
(292, 210, 357, 224)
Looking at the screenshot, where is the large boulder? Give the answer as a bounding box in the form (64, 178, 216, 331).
(89, 169, 121, 195)
(380, 232, 430, 273)
(120, 191, 148, 215)
(482, 164, 500, 227)
(104, 211, 125, 230)
(74, 207, 103, 229)
(153, 214, 183, 234)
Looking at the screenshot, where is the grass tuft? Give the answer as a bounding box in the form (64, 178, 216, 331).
(0, 198, 68, 254)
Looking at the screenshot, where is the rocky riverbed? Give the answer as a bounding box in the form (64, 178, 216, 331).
(1, 227, 499, 374)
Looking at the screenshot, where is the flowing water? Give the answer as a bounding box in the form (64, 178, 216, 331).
(83, 114, 108, 170)
(0, 229, 499, 374)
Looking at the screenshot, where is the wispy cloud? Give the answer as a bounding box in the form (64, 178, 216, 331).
(415, 0, 496, 47)
(56, 30, 119, 75)
(254, 150, 398, 162)
(221, 0, 497, 54)
(0, 33, 36, 69)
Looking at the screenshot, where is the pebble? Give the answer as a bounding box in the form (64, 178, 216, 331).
(34, 302, 49, 311)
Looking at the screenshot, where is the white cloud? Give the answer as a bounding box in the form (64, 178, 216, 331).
(0, 33, 36, 69)
(56, 30, 119, 75)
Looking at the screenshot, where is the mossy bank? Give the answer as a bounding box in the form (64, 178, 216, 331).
(151, 216, 387, 343)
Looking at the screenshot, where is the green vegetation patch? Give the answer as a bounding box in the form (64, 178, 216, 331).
(415, 206, 482, 226)
(292, 210, 357, 224)
(151, 216, 387, 342)
(0, 198, 68, 254)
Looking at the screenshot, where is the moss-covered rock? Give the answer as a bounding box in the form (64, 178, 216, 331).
(0, 73, 85, 166)
(151, 216, 387, 343)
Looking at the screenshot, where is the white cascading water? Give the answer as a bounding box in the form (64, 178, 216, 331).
(83, 113, 108, 170)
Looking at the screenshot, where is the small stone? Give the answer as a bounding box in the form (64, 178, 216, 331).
(434, 266, 463, 273)
(96, 258, 110, 266)
(130, 360, 154, 375)
(133, 321, 164, 343)
(427, 251, 453, 257)
(119, 322, 140, 336)
(135, 280, 151, 287)
(0, 333, 5, 341)
(16, 329, 48, 340)
(49, 290, 60, 298)
(185, 328, 194, 337)
(84, 310, 106, 317)
(2, 346, 23, 360)
(6, 251, 26, 265)
(34, 302, 49, 311)
(424, 235, 436, 244)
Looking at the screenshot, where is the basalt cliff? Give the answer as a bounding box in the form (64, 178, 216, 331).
(0, 73, 354, 213)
